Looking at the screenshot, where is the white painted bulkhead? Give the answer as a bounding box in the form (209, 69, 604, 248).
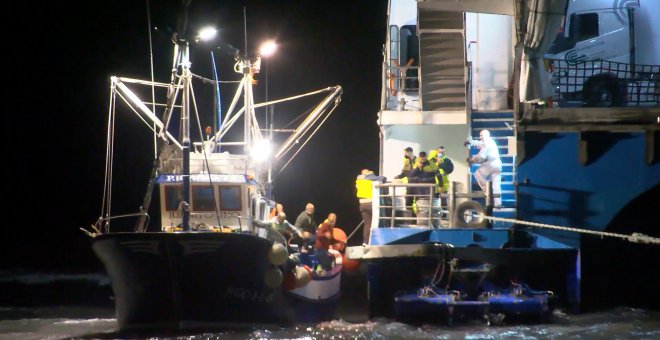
(465, 12, 513, 111)
(380, 0, 514, 194)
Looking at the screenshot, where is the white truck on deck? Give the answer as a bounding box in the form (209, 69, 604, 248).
(545, 0, 660, 107)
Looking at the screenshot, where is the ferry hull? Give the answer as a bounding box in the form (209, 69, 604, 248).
(92, 232, 294, 331)
(365, 247, 577, 319)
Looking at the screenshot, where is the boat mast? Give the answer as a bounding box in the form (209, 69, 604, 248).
(181, 41, 192, 231)
(243, 59, 252, 153)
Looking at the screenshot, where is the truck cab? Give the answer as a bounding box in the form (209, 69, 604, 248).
(545, 0, 660, 107)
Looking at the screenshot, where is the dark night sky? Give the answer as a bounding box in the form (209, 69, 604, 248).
(5, 0, 387, 272)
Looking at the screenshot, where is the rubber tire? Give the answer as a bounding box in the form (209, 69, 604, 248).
(583, 74, 627, 107)
(452, 200, 488, 228)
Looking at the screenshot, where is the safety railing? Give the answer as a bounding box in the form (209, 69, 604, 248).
(384, 64, 420, 111)
(373, 181, 498, 229)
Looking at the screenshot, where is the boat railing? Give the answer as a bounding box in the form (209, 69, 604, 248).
(91, 212, 150, 234)
(253, 219, 288, 245)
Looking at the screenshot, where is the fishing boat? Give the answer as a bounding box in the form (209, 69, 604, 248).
(82, 3, 343, 331)
(347, 0, 660, 325)
(285, 226, 351, 322)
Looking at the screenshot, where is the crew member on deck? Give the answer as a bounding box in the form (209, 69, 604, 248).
(356, 169, 386, 244)
(272, 212, 302, 246)
(294, 202, 317, 252)
(395, 147, 416, 214)
(466, 130, 502, 207)
(315, 213, 340, 271)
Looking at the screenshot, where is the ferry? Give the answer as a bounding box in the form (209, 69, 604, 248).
(347, 0, 659, 325)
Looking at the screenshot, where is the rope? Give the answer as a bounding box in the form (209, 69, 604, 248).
(346, 220, 364, 242)
(477, 214, 660, 245)
(276, 98, 340, 174)
(190, 81, 223, 228)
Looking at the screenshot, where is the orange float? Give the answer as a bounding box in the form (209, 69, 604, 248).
(342, 254, 360, 272)
(331, 227, 347, 253)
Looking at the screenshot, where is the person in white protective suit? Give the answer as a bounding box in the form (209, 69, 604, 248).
(467, 129, 502, 207)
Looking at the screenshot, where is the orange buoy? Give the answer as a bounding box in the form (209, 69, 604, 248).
(342, 254, 360, 272)
(332, 228, 347, 252)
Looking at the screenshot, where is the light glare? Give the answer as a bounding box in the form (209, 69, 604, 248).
(259, 40, 277, 57)
(251, 139, 272, 163)
(198, 27, 217, 42)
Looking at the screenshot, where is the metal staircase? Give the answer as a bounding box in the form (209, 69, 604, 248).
(418, 9, 466, 112)
(470, 110, 517, 225)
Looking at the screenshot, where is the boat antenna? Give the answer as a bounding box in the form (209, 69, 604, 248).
(177, 0, 191, 38)
(243, 6, 248, 58)
(147, 0, 157, 159)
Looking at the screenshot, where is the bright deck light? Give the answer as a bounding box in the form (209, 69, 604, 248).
(197, 27, 217, 42)
(259, 40, 277, 57)
(251, 139, 272, 163)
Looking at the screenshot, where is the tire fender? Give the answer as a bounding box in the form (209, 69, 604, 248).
(452, 200, 488, 228)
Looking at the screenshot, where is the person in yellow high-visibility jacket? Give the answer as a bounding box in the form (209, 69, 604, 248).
(356, 169, 386, 244)
(432, 147, 454, 190)
(434, 146, 454, 206)
(409, 151, 437, 218)
(428, 149, 442, 196)
(394, 147, 417, 216)
(394, 147, 416, 181)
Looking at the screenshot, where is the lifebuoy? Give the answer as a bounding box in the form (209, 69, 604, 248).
(452, 200, 488, 228)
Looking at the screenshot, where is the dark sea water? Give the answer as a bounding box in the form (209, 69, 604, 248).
(1, 270, 658, 340)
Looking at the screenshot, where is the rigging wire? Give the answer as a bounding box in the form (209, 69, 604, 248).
(281, 106, 311, 130)
(114, 91, 161, 134)
(189, 82, 223, 227)
(147, 0, 157, 159)
(276, 98, 340, 174)
(101, 84, 118, 234)
(191, 73, 241, 84)
(163, 74, 184, 135)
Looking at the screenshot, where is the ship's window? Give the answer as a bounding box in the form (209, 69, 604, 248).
(570, 13, 598, 42)
(192, 185, 215, 211)
(219, 186, 241, 211)
(164, 185, 183, 212)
